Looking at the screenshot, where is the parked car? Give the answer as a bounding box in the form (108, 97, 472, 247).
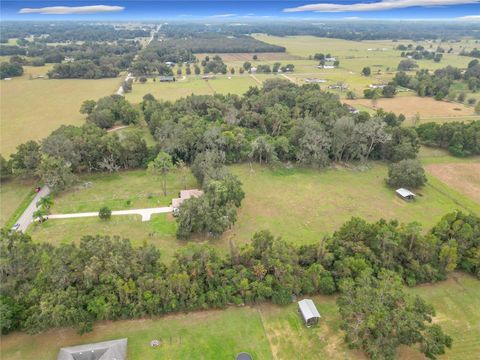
(11, 223, 20, 231)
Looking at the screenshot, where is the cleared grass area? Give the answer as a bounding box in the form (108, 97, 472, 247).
(0, 179, 35, 227)
(126, 77, 213, 103)
(1, 272, 477, 360)
(425, 162, 480, 203)
(0, 67, 121, 156)
(49, 169, 197, 213)
(0, 306, 273, 360)
(27, 214, 181, 259)
(195, 52, 301, 62)
(345, 97, 474, 117)
(223, 162, 479, 249)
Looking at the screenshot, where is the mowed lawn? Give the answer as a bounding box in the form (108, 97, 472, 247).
(126, 75, 260, 103)
(224, 162, 480, 249)
(2, 272, 478, 360)
(0, 66, 121, 156)
(27, 159, 479, 258)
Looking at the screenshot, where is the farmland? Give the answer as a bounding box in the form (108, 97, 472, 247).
(0, 65, 121, 156)
(1, 271, 478, 360)
(27, 153, 480, 257)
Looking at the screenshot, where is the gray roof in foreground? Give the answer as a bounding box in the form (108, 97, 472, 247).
(396, 188, 416, 198)
(57, 338, 127, 360)
(298, 299, 321, 320)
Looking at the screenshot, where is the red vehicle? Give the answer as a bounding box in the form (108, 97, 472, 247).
(35, 186, 41, 193)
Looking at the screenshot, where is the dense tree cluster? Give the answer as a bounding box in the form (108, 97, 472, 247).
(47, 60, 120, 79)
(160, 22, 480, 41)
(1, 211, 477, 342)
(0, 61, 23, 79)
(338, 271, 452, 360)
(400, 50, 443, 62)
(4, 124, 150, 190)
(0, 22, 150, 43)
(202, 55, 227, 74)
(141, 80, 415, 169)
(460, 48, 480, 58)
(392, 64, 479, 99)
(83, 95, 141, 129)
(159, 33, 286, 54)
(387, 159, 427, 188)
(177, 151, 244, 238)
(416, 121, 480, 157)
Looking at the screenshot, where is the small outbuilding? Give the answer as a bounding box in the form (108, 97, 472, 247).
(396, 188, 416, 201)
(57, 338, 127, 360)
(298, 299, 321, 327)
(236, 352, 253, 360)
(172, 189, 204, 215)
(159, 76, 175, 82)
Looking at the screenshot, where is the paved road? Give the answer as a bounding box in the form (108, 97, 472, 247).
(16, 186, 50, 232)
(48, 206, 172, 222)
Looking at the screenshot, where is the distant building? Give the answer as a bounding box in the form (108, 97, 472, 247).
(325, 57, 336, 62)
(172, 189, 204, 215)
(305, 78, 327, 84)
(318, 65, 335, 69)
(63, 56, 75, 63)
(328, 83, 348, 90)
(298, 299, 321, 327)
(165, 61, 176, 67)
(250, 67, 257, 73)
(345, 104, 360, 114)
(369, 84, 386, 89)
(57, 338, 127, 360)
(396, 188, 416, 201)
(159, 76, 175, 82)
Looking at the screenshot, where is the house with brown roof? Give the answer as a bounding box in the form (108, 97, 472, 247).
(172, 189, 204, 215)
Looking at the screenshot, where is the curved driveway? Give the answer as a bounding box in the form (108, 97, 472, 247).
(16, 186, 50, 232)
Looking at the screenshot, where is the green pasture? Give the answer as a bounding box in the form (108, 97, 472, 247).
(0, 179, 35, 227)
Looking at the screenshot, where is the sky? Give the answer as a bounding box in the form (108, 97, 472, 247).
(1, 0, 479, 21)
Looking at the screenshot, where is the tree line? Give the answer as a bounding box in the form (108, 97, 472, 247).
(416, 121, 480, 157)
(393, 61, 480, 100)
(1, 210, 477, 359)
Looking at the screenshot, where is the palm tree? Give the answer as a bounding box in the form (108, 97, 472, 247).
(37, 195, 53, 212)
(148, 152, 175, 196)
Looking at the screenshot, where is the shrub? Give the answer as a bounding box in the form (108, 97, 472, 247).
(387, 159, 427, 188)
(99, 206, 112, 220)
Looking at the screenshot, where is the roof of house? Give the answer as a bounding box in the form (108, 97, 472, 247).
(298, 299, 321, 320)
(396, 188, 416, 198)
(57, 339, 127, 360)
(172, 189, 204, 209)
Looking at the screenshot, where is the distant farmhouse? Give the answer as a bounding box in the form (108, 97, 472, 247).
(369, 84, 386, 89)
(345, 104, 360, 114)
(159, 76, 175, 82)
(318, 65, 335, 69)
(305, 78, 327, 84)
(165, 61, 176, 67)
(57, 338, 127, 360)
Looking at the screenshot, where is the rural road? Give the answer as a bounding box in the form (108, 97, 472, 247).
(48, 206, 173, 222)
(16, 186, 50, 232)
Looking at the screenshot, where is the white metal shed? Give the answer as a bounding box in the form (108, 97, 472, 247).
(298, 299, 321, 327)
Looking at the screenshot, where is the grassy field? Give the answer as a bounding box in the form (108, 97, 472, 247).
(0, 66, 121, 156)
(47, 169, 197, 214)
(27, 154, 480, 257)
(1, 272, 478, 360)
(126, 75, 263, 103)
(0, 179, 35, 227)
(345, 97, 475, 117)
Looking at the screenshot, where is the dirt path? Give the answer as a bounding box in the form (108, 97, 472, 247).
(250, 74, 262, 85)
(16, 186, 50, 232)
(47, 206, 172, 222)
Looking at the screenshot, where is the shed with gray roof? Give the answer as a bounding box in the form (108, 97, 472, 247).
(298, 299, 321, 327)
(57, 338, 127, 360)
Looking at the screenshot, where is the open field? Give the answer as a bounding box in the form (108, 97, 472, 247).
(126, 75, 263, 103)
(195, 52, 301, 62)
(425, 162, 480, 203)
(0, 66, 121, 156)
(345, 97, 475, 117)
(0, 179, 35, 227)
(47, 169, 197, 214)
(2, 272, 478, 360)
(27, 156, 480, 257)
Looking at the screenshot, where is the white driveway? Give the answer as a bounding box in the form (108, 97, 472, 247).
(48, 206, 172, 222)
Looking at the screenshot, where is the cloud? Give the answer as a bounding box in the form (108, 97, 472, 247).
(455, 14, 480, 20)
(343, 16, 362, 19)
(209, 13, 237, 18)
(284, 0, 480, 13)
(19, 5, 124, 15)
